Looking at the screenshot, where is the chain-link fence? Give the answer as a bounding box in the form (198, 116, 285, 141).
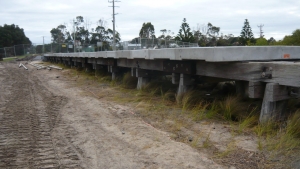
(0, 44, 39, 58)
(0, 38, 199, 58)
(120, 38, 198, 50)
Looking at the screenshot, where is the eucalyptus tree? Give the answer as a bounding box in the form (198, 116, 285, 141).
(139, 22, 155, 39)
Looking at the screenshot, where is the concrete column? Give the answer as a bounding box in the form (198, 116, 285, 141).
(137, 77, 150, 90)
(177, 73, 192, 96)
(260, 83, 288, 123)
(131, 68, 136, 77)
(172, 73, 180, 84)
(136, 68, 150, 90)
(108, 66, 118, 80)
(95, 64, 103, 77)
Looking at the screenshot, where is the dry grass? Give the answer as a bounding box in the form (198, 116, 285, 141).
(51, 63, 300, 168)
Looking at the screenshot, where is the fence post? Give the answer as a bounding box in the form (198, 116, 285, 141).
(4, 48, 7, 58)
(14, 45, 16, 56)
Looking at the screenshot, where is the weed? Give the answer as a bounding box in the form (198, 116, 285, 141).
(170, 119, 183, 132)
(257, 139, 263, 151)
(286, 110, 300, 138)
(237, 107, 259, 133)
(254, 120, 278, 137)
(190, 135, 201, 148)
(215, 140, 236, 158)
(202, 133, 212, 148)
(206, 100, 219, 119)
(181, 90, 204, 110)
(190, 102, 209, 121)
(162, 89, 176, 103)
(218, 96, 241, 121)
(121, 72, 137, 89)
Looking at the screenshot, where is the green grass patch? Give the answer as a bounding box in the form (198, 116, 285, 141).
(2, 55, 27, 62)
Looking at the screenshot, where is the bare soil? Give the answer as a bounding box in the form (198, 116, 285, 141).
(0, 61, 267, 169)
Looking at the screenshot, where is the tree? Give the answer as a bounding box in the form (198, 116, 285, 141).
(255, 38, 268, 46)
(0, 24, 31, 48)
(268, 37, 276, 45)
(175, 18, 195, 43)
(158, 29, 174, 40)
(50, 24, 67, 43)
(280, 29, 300, 45)
(240, 19, 255, 45)
(139, 22, 155, 39)
(195, 23, 220, 46)
(158, 29, 167, 39)
(90, 18, 121, 51)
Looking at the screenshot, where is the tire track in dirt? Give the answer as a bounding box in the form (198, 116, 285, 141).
(0, 63, 82, 169)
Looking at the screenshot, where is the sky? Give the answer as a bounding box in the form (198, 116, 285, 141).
(0, 0, 300, 44)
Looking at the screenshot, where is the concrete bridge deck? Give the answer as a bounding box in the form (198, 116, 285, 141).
(45, 46, 300, 123)
(45, 46, 300, 62)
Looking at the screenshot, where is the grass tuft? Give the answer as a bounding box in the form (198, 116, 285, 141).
(218, 96, 242, 121)
(121, 72, 138, 89)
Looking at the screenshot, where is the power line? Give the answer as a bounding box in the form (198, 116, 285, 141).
(108, 0, 120, 51)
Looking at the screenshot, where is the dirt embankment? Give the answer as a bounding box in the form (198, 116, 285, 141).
(0, 62, 230, 168)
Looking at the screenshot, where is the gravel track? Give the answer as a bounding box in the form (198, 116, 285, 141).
(0, 62, 81, 169)
(0, 62, 228, 169)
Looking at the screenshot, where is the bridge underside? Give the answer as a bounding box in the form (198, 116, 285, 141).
(46, 55, 300, 123)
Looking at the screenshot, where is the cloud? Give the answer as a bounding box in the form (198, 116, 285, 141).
(0, 0, 299, 43)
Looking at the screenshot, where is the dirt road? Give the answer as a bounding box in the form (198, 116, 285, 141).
(0, 62, 226, 168)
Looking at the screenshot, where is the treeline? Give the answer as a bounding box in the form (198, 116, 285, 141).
(50, 16, 120, 51)
(0, 24, 31, 48)
(139, 18, 300, 47)
(51, 16, 299, 49)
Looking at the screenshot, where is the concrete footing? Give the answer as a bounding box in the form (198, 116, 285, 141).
(135, 68, 151, 89)
(137, 77, 150, 90)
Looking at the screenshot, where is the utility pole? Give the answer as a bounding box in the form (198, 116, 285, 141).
(108, 0, 120, 51)
(42, 36, 45, 54)
(257, 24, 264, 38)
(73, 20, 76, 53)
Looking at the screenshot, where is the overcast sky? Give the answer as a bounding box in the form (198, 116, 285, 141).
(0, 0, 299, 44)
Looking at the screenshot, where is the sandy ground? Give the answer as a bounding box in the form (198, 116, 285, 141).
(0, 61, 269, 169)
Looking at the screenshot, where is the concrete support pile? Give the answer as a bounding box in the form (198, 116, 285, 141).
(177, 74, 192, 96)
(135, 68, 150, 90)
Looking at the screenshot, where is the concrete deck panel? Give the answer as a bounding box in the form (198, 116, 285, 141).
(45, 46, 300, 62)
